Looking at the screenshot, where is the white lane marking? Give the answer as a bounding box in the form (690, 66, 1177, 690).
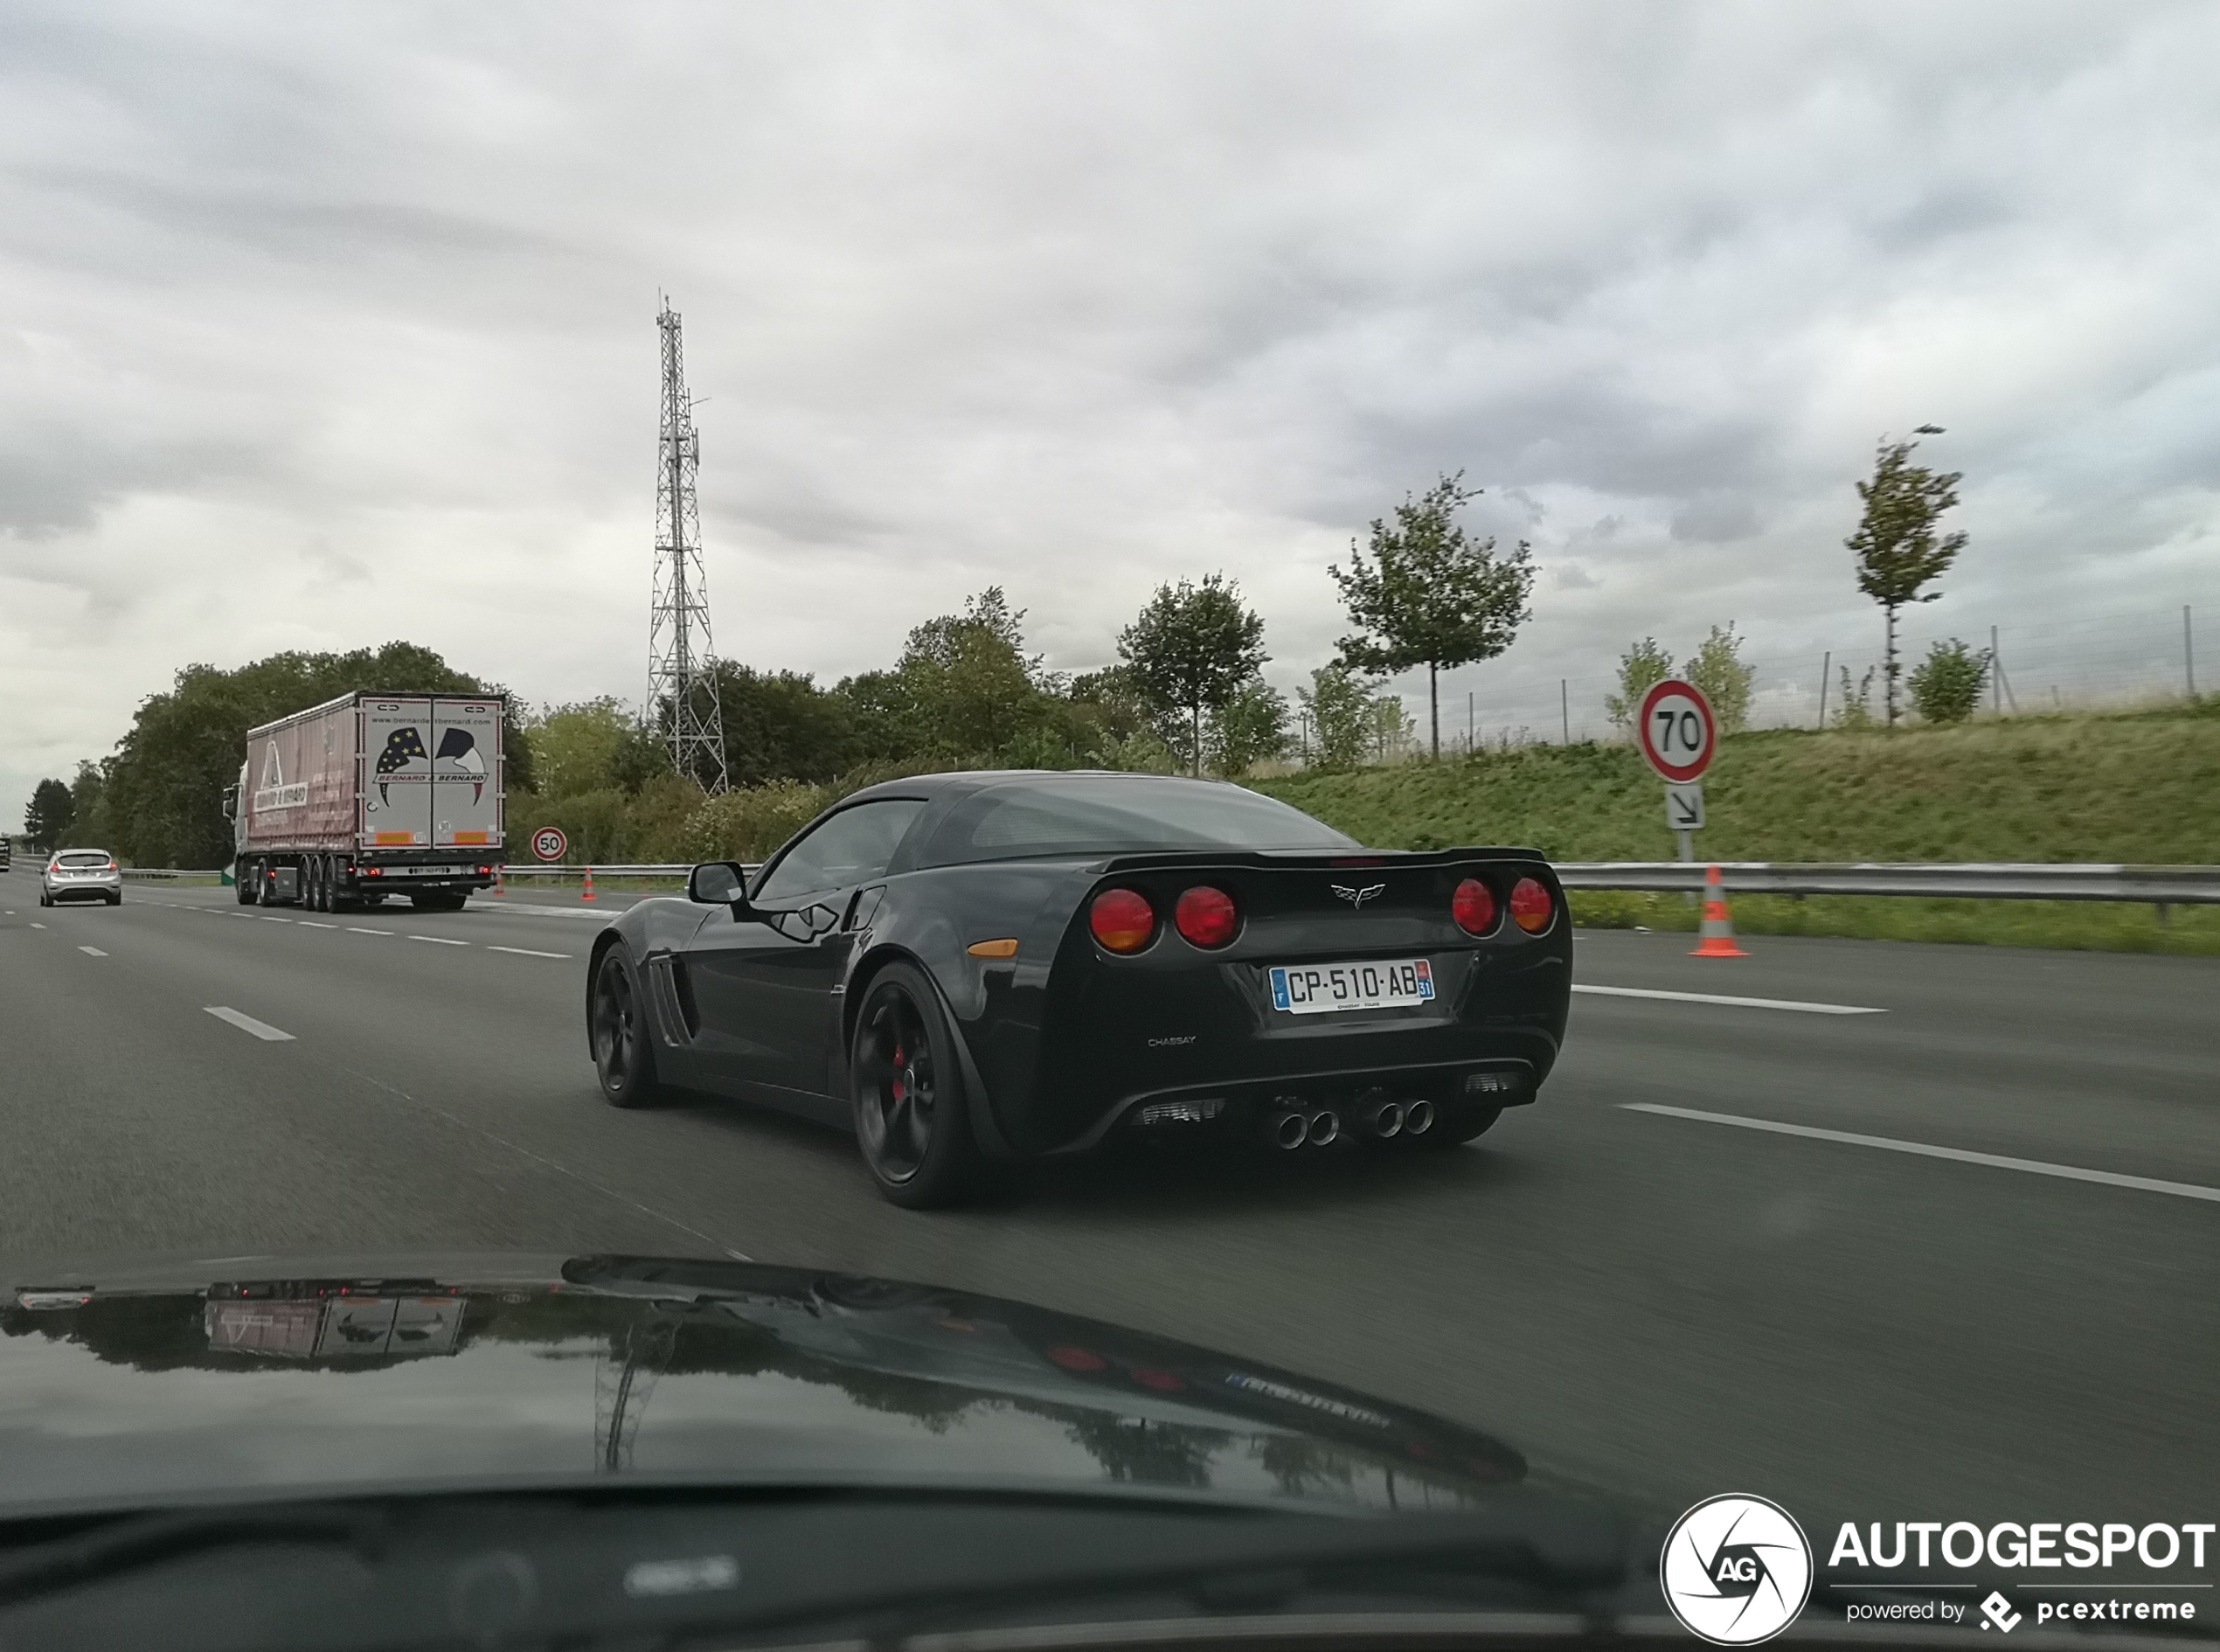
(1574, 983, 1884, 1016)
(203, 1006, 296, 1043)
(298, 921, 337, 929)
(408, 934, 468, 947)
(261, 915, 291, 923)
(486, 945, 572, 959)
(79, 945, 108, 956)
(29, 922, 45, 929)
(1622, 1104, 2220, 1204)
(347, 927, 394, 935)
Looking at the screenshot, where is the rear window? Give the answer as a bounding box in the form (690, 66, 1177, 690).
(56, 851, 112, 867)
(920, 776, 1357, 866)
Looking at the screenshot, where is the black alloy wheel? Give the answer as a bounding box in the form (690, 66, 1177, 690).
(850, 962, 984, 1209)
(591, 947, 661, 1108)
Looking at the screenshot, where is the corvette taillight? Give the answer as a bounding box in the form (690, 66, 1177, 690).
(1089, 888, 1156, 954)
(1452, 878, 1496, 935)
(1174, 885, 1238, 948)
(1509, 877, 1554, 934)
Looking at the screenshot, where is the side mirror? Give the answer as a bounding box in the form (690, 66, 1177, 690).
(688, 861, 749, 906)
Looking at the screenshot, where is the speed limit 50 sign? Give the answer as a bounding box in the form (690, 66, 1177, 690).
(1636, 678, 1717, 783)
(530, 826, 569, 863)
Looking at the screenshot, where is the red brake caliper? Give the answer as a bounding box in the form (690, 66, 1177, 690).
(891, 1045, 905, 1102)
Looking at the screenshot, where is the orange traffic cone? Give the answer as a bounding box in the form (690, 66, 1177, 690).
(1689, 864, 1747, 957)
(580, 865, 596, 904)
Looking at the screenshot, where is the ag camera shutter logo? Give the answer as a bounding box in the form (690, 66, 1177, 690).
(1662, 1494, 1814, 1645)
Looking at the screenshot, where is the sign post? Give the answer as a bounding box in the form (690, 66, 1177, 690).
(1635, 679, 1717, 892)
(531, 826, 569, 864)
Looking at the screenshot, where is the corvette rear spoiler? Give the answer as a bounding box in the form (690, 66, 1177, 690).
(1094, 846, 1552, 874)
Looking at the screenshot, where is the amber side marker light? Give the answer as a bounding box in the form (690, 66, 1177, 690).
(967, 938, 1020, 958)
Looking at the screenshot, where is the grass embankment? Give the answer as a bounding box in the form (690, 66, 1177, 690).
(1253, 706, 2220, 955)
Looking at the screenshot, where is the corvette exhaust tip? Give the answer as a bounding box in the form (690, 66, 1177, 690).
(1403, 1099, 1436, 1136)
(1306, 1108, 1341, 1148)
(1365, 1099, 1404, 1138)
(1271, 1110, 1308, 1150)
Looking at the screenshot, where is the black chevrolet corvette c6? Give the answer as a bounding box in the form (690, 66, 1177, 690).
(586, 770, 1571, 1206)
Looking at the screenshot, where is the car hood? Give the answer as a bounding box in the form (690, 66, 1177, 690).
(0, 1251, 1527, 1521)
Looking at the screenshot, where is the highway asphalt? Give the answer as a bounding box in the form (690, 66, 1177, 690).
(3, 868, 2213, 1536)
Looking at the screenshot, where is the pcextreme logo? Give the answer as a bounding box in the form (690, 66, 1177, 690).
(1662, 1495, 1815, 1646)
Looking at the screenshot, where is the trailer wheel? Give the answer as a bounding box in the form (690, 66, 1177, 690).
(235, 864, 255, 906)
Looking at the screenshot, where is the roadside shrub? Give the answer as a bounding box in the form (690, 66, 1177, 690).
(1909, 639, 1990, 725)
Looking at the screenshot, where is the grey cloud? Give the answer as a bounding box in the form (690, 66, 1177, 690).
(3, 2, 2219, 821)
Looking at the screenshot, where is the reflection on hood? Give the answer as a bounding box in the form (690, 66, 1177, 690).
(0, 1254, 1524, 1518)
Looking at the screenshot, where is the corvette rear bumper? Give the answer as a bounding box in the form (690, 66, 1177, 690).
(1047, 1053, 1543, 1154)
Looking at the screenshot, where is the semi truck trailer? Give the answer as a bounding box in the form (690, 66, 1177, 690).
(223, 691, 507, 912)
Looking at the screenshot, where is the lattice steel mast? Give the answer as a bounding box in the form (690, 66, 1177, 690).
(649, 297, 730, 793)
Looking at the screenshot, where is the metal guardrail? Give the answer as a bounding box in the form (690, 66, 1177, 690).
(496, 864, 696, 878)
(111, 861, 2220, 907)
(1553, 862, 2220, 906)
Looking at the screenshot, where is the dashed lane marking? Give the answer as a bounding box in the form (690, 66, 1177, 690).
(202, 1006, 296, 1043)
(1573, 983, 1884, 1016)
(1622, 1103, 2220, 1204)
(485, 946, 572, 959)
(346, 927, 394, 935)
(79, 946, 108, 956)
(298, 921, 338, 929)
(408, 935, 468, 947)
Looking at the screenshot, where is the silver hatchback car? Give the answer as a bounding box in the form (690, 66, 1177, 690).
(42, 849, 123, 907)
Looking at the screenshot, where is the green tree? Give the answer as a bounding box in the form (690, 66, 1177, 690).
(1682, 622, 1756, 734)
(1908, 637, 1990, 725)
(1847, 427, 1967, 726)
(24, 777, 73, 850)
(1295, 663, 1374, 771)
(61, 760, 113, 850)
(526, 698, 644, 799)
(1204, 677, 1291, 778)
(706, 663, 858, 786)
(838, 587, 1058, 765)
(1603, 637, 1675, 730)
(1329, 473, 1537, 759)
(1116, 574, 1269, 776)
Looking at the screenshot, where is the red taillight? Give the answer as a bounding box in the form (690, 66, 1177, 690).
(365, 866, 383, 877)
(1452, 878, 1496, 935)
(105, 860, 118, 871)
(1173, 885, 1238, 948)
(1089, 888, 1156, 954)
(1045, 1344, 1107, 1371)
(1510, 877, 1554, 934)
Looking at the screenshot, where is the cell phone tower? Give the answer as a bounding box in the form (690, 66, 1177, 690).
(649, 296, 731, 794)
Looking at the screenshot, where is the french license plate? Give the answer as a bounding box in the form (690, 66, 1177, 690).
(1268, 958, 1434, 1016)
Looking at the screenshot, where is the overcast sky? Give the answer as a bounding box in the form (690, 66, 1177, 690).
(5, 2, 2218, 823)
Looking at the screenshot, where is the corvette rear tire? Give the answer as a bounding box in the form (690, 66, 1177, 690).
(850, 961, 984, 1210)
(590, 946, 663, 1109)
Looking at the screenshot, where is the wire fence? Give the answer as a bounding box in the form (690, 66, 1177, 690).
(1343, 601, 2209, 759)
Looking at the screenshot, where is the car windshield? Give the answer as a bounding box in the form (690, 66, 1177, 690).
(3, 11, 2213, 1649)
(921, 777, 1358, 864)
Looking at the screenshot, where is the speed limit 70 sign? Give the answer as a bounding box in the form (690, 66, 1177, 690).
(530, 826, 569, 863)
(1636, 678, 1717, 783)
